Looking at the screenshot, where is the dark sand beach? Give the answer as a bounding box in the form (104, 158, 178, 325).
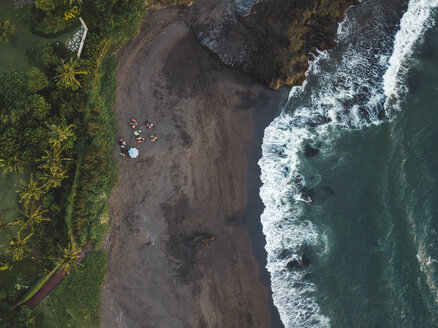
(100, 4, 286, 327)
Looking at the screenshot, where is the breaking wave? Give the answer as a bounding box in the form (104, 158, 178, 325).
(258, 0, 438, 327)
(384, 0, 438, 109)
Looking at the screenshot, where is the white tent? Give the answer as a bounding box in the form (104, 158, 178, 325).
(128, 147, 139, 158)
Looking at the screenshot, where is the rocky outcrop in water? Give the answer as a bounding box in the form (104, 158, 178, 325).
(188, 0, 358, 89)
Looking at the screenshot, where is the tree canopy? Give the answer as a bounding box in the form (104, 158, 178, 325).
(55, 58, 88, 90)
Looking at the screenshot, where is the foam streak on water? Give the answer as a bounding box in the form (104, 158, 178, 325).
(383, 0, 438, 110)
(258, 1, 438, 327)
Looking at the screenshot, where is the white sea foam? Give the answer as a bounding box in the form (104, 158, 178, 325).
(383, 0, 438, 110)
(259, 1, 438, 327)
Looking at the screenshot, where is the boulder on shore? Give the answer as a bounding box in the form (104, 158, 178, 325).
(188, 0, 358, 89)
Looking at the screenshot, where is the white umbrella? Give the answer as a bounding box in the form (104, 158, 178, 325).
(128, 147, 139, 158)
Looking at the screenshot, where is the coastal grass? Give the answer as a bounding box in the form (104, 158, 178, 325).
(147, 0, 192, 8)
(73, 54, 118, 246)
(33, 251, 107, 328)
(0, 257, 38, 302)
(64, 41, 114, 246)
(13, 265, 60, 309)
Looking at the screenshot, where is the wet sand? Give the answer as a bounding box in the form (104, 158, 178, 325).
(100, 5, 285, 328)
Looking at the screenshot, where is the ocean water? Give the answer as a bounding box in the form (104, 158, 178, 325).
(258, 0, 438, 327)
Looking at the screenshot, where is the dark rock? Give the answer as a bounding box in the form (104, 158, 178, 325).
(278, 248, 293, 260)
(286, 258, 303, 270)
(286, 253, 311, 270)
(301, 187, 315, 200)
(320, 186, 335, 196)
(304, 144, 319, 157)
(293, 174, 304, 186)
(301, 253, 311, 267)
(188, 0, 359, 89)
(307, 115, 332, 127)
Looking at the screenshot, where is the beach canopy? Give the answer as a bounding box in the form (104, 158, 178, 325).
(128, 147, 139, 158)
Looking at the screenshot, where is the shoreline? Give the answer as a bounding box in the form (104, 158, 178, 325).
(100, 5, 286, 327)
(241, 87, 288, 328)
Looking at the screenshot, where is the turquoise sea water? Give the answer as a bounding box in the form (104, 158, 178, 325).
(310, 25, 438, 326)
(258, 0, 438, 327)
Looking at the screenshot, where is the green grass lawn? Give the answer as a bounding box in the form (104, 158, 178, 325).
(33, 251, 107, 328)
(0, 0, 78, 72)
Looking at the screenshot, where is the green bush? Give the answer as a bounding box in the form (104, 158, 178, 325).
(31, 2, 76, 37)
(73, 56, 118, 243)
(0, 19, 16, 43)
(16, 307, 35, 328)
(27, 68, 48, 93)
(28, 94, 51, 119)
(33, 14, 72, 36)
(0, 306, 35, 328)
(0, 71, 26, 106)
(0, 70, 53, 160)
(148, 0, 191, 6)
(42, 251, 107, 328)
(28, 44, 60, 68)
(35, 0, 56, 13)
(83, 0, 146, 45)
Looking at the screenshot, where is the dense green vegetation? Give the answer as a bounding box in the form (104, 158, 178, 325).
(34, 251, 107, 328)
(0, 0, 76, 72)
(0, 0, 146, 326)
(147, 0, 191, 7)
(74, 56, 119, 245)
(0, 19, 16, 43)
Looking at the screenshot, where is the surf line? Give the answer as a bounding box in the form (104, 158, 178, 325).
(258, 1, 438, 327)
(383, 0, 438, 111)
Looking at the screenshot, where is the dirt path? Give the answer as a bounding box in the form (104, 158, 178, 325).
(100, 5, 283, 328)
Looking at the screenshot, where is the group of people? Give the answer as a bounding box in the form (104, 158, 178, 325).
(130, 118, 158, 143)
(118, 117, 158, 157)
(118, 138, 129, 157)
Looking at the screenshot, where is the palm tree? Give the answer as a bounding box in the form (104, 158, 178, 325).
(48, 124, 75, 149)
(16, 205, 50, 232)
(0, 19, 16, 43)
(8, 232, 33, 261)
(0, 214, 17, 232)
(0, 258, 12, 271)
(37, 147, 71, 172)
(0, 155, 26, 176)
(54, 243, 83, 273)
(55, 58, 88, 90)
(40, 167, 68, 190)
(65, 0, 83, 6)
(16, 174, 45, 205)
